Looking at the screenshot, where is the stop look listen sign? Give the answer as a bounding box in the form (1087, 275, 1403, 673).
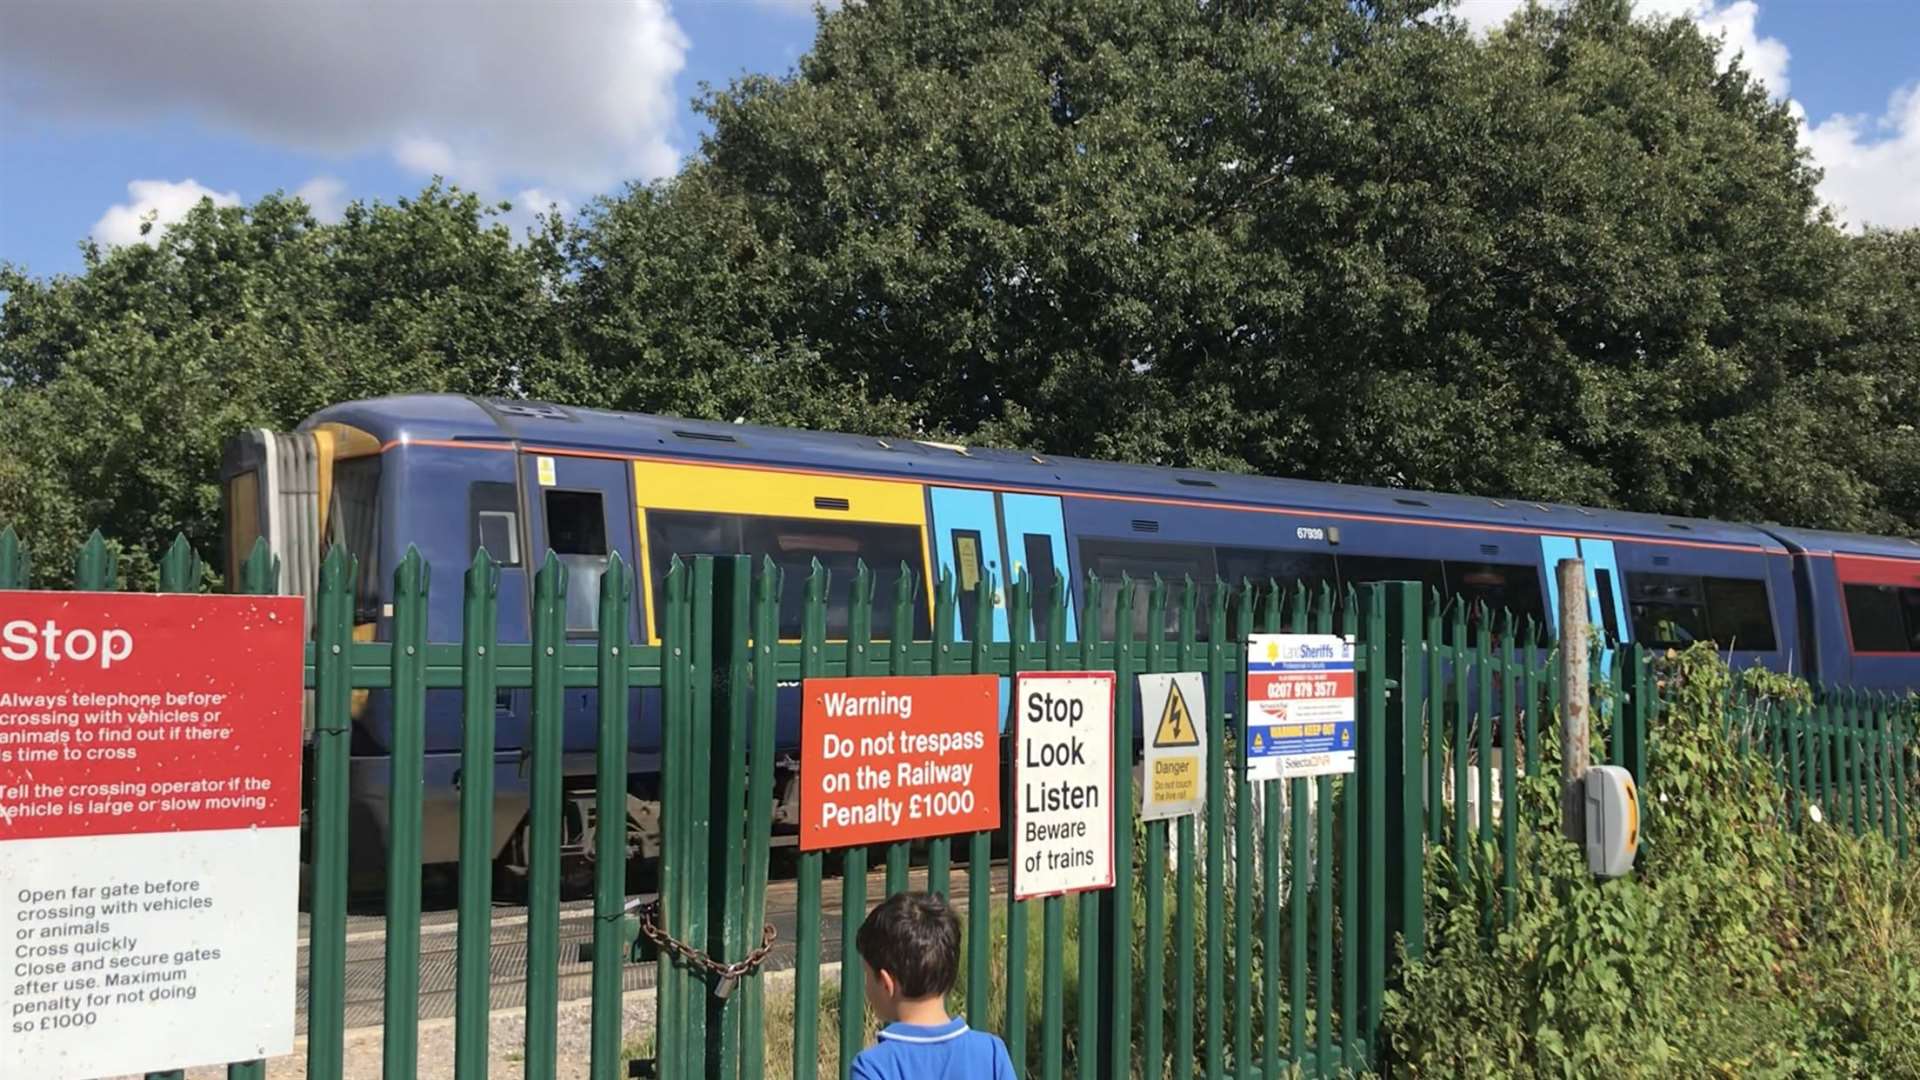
(1012, 671, 1116, 900)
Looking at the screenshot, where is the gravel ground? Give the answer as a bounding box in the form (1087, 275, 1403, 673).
(102, 987, 661, 1080)
(103, 967, 827, 1080)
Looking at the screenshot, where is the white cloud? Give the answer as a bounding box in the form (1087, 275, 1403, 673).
(500, 188, 577, 240)
(1449, 0, 1532, 33)
(1, 0, 690, 196)
(1803, 84, 1920, 230)
(90, 179, 241, 247)
(294, 176, 348, 223)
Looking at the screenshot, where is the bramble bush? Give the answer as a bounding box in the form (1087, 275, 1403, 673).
(1381, 646, 1920, 1077)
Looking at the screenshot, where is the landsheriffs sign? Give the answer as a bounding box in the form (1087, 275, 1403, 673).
(1243, 634, 1357, 781)
(1139, 672, 1205, 820)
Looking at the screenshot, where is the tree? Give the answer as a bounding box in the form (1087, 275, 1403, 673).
(0, 182, 573, 583)
(575, 0, 1918, 536)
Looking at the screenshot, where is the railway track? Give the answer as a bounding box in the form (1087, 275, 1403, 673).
(293, 863, 1010, 1033)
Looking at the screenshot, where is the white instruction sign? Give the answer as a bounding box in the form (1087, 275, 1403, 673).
(1013, 671, 1116, 900)
(1139, 673, 1206, 820)
(0, 593, 303, 1079)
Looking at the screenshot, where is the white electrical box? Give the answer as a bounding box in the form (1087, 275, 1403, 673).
(1583, 765, 1639, 879)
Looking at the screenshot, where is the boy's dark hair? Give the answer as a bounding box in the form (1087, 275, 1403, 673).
(855, 891, 960, 999)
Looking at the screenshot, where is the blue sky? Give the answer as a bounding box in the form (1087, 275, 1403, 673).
(3, 1, 1916, 278)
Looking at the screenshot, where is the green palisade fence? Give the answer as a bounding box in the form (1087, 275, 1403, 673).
(2, 524, 1915, 1079)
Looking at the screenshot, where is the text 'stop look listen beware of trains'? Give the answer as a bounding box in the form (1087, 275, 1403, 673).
(221, 395, 1920, 884)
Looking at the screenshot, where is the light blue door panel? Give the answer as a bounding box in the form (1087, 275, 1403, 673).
(1575, 538, 1631, 646)
(928, 487, 1008, 640)
(1001, 493, 1078, 642)
(1540, 536, 1631, 644)
(929, 487, 1013, 730)
(1541, 536, 1632, 716)
(1541, 536, 1581, 626)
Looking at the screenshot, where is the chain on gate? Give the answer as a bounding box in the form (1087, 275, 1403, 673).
(633, 898, 778, 1000)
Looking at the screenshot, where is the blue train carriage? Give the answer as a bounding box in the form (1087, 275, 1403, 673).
(219, 394, 1920, 885)
(1757, 525, 1920, 690)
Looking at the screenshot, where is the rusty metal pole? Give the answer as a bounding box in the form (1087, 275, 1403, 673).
(1559, 559, 1590, 843)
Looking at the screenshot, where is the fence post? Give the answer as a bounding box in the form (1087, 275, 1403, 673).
(1557, 559, 1590, 843)
(454, 551, 501, 1080)
(525, 554, 568, 1080)
(383, 549, 429, 1080)
(593, 555, 635, 1080)
(703, 553, 754, 1080)
(1357, 583, 1390, 1050)
(1382, 581, 1426, 964)
(307, 546, 354, 1080)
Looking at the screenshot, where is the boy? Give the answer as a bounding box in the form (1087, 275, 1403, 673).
(851, 891, 1018, 1079)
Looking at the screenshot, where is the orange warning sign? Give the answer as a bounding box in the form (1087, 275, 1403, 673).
(799, 674, 1001, 851)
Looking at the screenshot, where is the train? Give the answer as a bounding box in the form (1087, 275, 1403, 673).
(220, 394, 1920, 886)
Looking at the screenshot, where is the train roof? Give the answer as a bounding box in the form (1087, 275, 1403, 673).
(1756, 525, 1920, 561)
(298, 393, 1871, 553)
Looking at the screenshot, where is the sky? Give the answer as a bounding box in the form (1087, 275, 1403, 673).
(1, 0, 1916, 277)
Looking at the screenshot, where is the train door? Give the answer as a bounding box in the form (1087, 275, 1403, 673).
(928, 487, 1010, 643)
(520, 452, 641, 751)
(928, 488, 1078, 732)
(1001, 493, 1079, 643)
(1541, 535, 1632, 663)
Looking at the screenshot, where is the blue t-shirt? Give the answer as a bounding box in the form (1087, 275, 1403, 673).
(849, 1016, 1018, 1080)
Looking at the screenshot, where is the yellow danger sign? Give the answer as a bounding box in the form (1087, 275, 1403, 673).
(1138, 672, 1206, 820)
(1152, 680, 1200, 748)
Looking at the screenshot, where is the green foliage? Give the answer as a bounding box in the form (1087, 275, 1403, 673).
(573, 0, 1920, 538)
(0, 183, 574, 587)
(5, 0, 1920, 577)
(1381, 646, 1920, 1077)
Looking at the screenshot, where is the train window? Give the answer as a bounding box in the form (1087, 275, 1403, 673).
(645, 510, 742, 636)
(1022, 534, 1061, 638)
(329, 456, 383, 617)
(1338, 555, 1447, 594)
(1594, 569, 1621, 643)
(1078, 538, 1216, 640)
(744, 518, 928, 640)
(1444, 562, 1544, 622)
(953, 531, 987, 639)
(1216, 547, 1340, 615)
(469, 482, 521, 567)
(1213, 547, 1339, 628)
(545, 489, 610, 632)
(1627, 573, 1776, 651)
(225, 469, 260, 587)
(1444, 562, 1546, 643)
(1703, 578, 1777, 651)
(1628, 573, 1710, 647)
(1844, 584, 1920, 653)
(545, 490, 608, 556)
(645, 510, 929, 641)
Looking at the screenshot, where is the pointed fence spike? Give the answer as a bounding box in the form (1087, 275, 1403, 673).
(158, 533, 204, 593)
(75, 530, 119, 591)
(241, 536, 281, 595)
(0, 527, 30, 589)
